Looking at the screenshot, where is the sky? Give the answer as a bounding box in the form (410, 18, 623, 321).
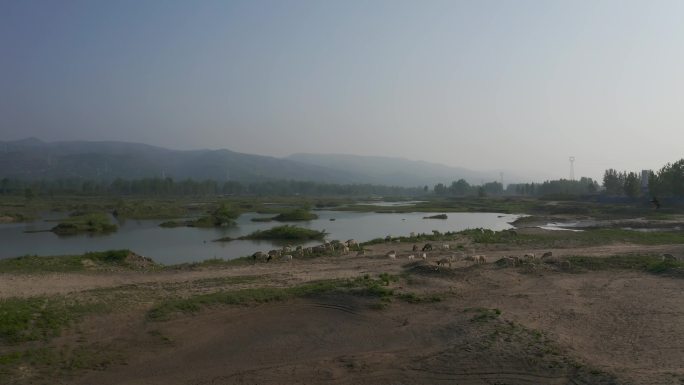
(2, 0, 683, 182)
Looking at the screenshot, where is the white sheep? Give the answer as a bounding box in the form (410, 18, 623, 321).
(408, 254, 415, 260)
(283, 254, 293, 261)
(386, 250, 396, 259)
(421, 253, 427, 260)
(442, 244, 450, 250)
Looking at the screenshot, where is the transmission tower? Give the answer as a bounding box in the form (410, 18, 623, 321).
(569, 156, 575, 181)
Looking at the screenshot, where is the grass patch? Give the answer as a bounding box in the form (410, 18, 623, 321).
(112, 199, 190, 219)
(240, 225, 326, 240)
(395, 292, 443, 303)
(474, 317, 619, 383)
(148, 280, 344, 320)
(272, 209, 318, 221)
(458, 227, 684, 248)
(148, 274, 406, 320)
(0, 250, 157, 274)
(167, 256, 253, 270)
(566, 254, 684, 276)
(464, 307, 501, 323)
(0, 297, 107, 344)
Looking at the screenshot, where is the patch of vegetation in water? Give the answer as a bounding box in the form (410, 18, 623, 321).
(112, 199, 191, 219)
(250, 217, 273, 222)
(272, 209, 318, 221)
(50, 212, 117, 235)
(423, 213, 448, 219)
(0, 250, 159, 274)
(239, 225, 326, 240)
(159, 203, 239, 228)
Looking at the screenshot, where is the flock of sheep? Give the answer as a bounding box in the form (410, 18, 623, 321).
(251, 239, 360, 262)
(381, 242, 576, 272)
(250, 237, 573, 272)
(249, 234, 680, 274)
(382, 242, 488, 268)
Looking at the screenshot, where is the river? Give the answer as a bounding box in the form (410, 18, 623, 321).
(0, 210, 520, 265)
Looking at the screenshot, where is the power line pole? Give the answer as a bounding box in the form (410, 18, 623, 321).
(569, 156, 575, 181)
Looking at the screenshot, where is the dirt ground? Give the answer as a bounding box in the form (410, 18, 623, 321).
(3, 240, 684, 385)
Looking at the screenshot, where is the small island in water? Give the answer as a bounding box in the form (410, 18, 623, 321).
(213, 225, 326, 242)
(423, 213, 448, 220)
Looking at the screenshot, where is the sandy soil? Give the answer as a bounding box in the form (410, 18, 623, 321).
(3, 240, 684, 385)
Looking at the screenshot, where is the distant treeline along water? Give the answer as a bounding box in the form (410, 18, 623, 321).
(1, 158, 682, 198)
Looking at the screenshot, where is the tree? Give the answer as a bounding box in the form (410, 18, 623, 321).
(603, 169, 623, 195)
(433, 183, 448, 195)
(449, 179, 471, 196)
(482, 181, 503, 195)
(623, 172, 641, 198)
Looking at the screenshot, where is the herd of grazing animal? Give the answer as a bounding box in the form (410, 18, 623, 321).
(251, 239, 360, 263)
(249, 235, 593, 273)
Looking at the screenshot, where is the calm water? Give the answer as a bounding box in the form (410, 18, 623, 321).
(0, 211, 520, 265)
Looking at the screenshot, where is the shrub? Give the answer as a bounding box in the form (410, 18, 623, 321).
(240, 225, 326, 240)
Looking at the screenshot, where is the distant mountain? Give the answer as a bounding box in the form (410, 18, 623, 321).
(0, 139, 354, 183)
(286, 153, 527, 186)
(0, 139, 533, 186)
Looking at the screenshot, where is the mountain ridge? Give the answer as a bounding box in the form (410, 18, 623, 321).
(0, 138, 531, 186)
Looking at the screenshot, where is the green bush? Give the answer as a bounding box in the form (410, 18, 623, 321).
(240, 225, 326, 240)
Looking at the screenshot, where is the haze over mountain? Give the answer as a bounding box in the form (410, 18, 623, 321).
(286, 153, 541, 187)
(3, 2, 684, 183)
(0, 139, 541, 187)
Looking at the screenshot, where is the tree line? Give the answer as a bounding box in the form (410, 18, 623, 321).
(0, 177, 426, 197)
(3, 157, 682, 198)
(432, 177, 599, 197)
(604, 159, 684, 198)
(432, 157, 684, 198)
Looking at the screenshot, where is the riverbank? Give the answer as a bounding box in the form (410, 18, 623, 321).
(1, 227, 683, 385)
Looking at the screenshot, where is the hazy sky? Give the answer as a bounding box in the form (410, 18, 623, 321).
(2, 0, 683, 182)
